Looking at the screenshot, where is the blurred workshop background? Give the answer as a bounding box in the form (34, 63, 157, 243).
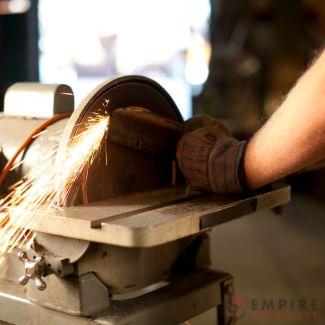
(0, 0, 324, 324)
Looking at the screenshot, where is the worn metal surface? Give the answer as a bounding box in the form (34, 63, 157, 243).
(30, 183, 290, 247)
(0, 269, 232, 325)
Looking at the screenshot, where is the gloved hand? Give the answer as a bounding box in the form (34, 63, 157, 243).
(176, 115, 248, 193)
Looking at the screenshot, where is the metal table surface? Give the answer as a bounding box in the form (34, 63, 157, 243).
(30, 183, 290, 247)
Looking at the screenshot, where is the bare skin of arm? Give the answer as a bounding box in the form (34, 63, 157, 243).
(244, 50, 325, 189)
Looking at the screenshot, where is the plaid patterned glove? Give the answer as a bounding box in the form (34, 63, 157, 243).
(176, 115, 248, 193)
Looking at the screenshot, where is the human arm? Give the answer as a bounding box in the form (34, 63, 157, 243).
(244, 50, 325, 189)
(177, 50, 325, 192)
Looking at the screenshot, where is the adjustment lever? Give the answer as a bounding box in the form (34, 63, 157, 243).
(17, 251, 49, 291)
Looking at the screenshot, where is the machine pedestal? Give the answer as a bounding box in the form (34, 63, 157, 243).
(0, 269, 235, 325)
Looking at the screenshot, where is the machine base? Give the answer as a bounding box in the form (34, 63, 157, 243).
(0, 269, 236, 325)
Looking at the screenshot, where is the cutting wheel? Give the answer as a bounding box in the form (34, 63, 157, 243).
(57, 75, 184, 206)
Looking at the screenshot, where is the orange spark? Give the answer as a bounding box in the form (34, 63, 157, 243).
(0, 112, 109, 264)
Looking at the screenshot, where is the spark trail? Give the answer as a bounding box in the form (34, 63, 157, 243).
(0, 112, 109, 264)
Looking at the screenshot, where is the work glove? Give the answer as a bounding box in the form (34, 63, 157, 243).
(176, 115, 248, 193)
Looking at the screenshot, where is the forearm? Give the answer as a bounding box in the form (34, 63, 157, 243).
(244, 50, 325, 189)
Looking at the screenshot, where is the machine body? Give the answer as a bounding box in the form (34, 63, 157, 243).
(0, 76, 290, 324)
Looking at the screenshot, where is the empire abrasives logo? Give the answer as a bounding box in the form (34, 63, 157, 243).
(222, 296, 320, 321)
(251, 298, 320, 320)
(224, 296, 247, 320)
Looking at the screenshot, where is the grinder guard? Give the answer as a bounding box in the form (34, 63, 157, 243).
(57, 75, 184, 206)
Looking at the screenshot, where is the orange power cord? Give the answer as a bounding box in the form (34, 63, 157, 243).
(0, 112, 72, 187)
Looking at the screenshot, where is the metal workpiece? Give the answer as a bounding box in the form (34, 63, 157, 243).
(30, 183, 290, 247)
(109, 107, 190, 158)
